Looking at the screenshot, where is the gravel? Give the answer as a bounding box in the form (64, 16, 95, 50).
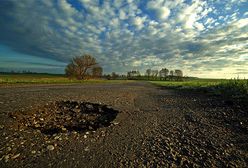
(0, 82, 247, 167)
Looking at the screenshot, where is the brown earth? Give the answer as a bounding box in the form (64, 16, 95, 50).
(0, 81, 247, 167)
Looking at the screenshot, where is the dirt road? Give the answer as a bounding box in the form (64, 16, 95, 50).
(0, 82, 247, 167)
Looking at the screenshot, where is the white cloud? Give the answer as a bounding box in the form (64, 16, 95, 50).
(132, 16, 146, 29)
(0, 0, 247, 78)
(147, 1, 171, 20)
(157, 7, 170, 20)
(194, 22, 205, 31)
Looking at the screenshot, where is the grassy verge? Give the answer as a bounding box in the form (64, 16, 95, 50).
(0, 74, 131, 85)
(151, 79, 248, 104)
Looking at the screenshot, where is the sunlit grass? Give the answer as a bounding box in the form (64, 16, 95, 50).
(151, 79, 248, 101)
(151, 79, 225, 88)
(0, 74, 131, 85)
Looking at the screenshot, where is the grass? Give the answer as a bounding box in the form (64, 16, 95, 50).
(151, 79, 226, 88)
(0, 74, 131, 85)
(151, 79, 248, 103)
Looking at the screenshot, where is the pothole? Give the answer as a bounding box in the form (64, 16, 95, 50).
(9, 101, 118, 135)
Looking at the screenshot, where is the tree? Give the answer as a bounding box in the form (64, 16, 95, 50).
(146, 69, 152, 80)
(92, 66, 103, 78)
(169, 70, 174, 76)
(111, 72, 119, 79)
(127, 70, 140, 79)
(65, 63, 76, 79)
(65, 54, 98, 80)
(174, 69, 183, 77)
(174, 69, 183, 81)
(151, 70, 158, 79)
(159, 68, 169, 80)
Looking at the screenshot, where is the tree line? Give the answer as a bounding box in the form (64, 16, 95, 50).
(65, 54, 184, 81)
(127, 68, 183, 81)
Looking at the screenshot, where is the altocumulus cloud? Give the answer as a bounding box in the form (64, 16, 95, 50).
(0, 0, 247, 78)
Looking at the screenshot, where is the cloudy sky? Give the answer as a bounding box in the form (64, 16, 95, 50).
(0, 0, 247, 78)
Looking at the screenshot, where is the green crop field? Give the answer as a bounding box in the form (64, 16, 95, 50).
(151, 79, 248, 102)
(0, 74, 130, 85)
(151, 79, 227, 88)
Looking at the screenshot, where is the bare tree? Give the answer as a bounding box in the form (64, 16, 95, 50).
(146, 69, 152, 80)
(111, 72, 119, 79)
(159, 68, 169, 80)
(65, 54, 98, 80)
(151, 70, 158, 78)
(174, 69, 183, 81)
(92, 66, 103, 78)
(127, 70, 140, 79)
(174, 69, 183, 77)
(65, 63, 76, 79)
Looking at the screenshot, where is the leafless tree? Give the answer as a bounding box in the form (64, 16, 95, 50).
(127, 70, 140, 79)
(92, 66, 103, 78)
(151, 70, 158, 78)
(159, 68, 169, 80)
(65, 54, 98, 80)
(111, 72, 119, 79)
(174, 69, 183, 77)
(146, 69, 152, 80)
(174, 69, 183, 81)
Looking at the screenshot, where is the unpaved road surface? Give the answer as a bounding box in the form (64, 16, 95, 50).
(0, 82, 247, 167)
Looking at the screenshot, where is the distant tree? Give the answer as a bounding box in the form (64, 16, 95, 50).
(174, 69, 183, 81)
(151, 70, 158, 79)
(146, 69, 152, 80)
(92, 66, 103, 78)
(111, 72, 119, 79)
(65, 54, 98, 80)
(169, 70, 174, 76)
(174, 69, 183, 77)
(127, 70, 140, 79)
(159, 68, 169, 80)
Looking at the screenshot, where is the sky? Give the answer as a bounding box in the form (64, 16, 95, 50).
(0, 0, 247, 78)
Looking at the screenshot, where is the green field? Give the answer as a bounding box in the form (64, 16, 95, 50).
(0, 74, 130, 85)
(151, 79, 248, 102)
(151, 79, 227, 88)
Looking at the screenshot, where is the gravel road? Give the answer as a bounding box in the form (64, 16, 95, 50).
(0, 81, 247, 167)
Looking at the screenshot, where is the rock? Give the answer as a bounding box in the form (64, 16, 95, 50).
(34, 124, 40, 128)
(7, 147, 11, 151)
(54, 136, 60, 140)
(84, 147, 90, 151)
(47, 145, 55, 151)
(184, 113, 197, 122)
(84, 135, 87, 138)
(62, 127, 67, 131)
(4, 155, 10, 162)
(31, 150, 36, 154)
(112, 122, 119, 125)
(12, 153, 20, 159)
(0, 125, 4, 129)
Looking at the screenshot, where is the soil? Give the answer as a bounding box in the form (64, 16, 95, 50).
(0, 81, 247, 167)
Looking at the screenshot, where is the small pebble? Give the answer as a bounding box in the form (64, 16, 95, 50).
(47, 145, 55, 151)
(84, 147, 89, 151)
(12, 153, 20, 159)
